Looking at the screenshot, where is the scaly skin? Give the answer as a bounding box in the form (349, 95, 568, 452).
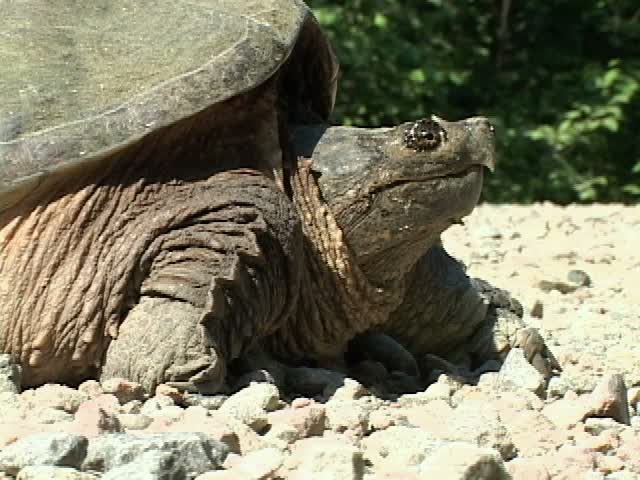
(0, 107, 555, 393)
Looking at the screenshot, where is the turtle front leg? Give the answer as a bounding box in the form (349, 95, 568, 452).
(383, 243, 558, 380)
(100, 171, 303, 394)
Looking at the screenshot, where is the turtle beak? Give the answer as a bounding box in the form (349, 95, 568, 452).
(463, 116, 497, 173)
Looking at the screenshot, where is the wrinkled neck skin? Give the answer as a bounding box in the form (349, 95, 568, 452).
(291, 120, 488, 288)
(281, 118, 491, 360)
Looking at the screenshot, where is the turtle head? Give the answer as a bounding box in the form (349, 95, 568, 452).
(292, 115, 496, 284)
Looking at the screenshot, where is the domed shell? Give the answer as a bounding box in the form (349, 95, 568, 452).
(0, 0, 337, 211)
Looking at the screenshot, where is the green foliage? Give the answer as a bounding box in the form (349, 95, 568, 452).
(309, 0, 640, 203)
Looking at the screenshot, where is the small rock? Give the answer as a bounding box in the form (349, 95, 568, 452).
(16, 466, 97, 480)
(542, 396, 590, 430)
(368, 407, 403, 432)
(403, 399, 454, 436)
(327, 378, 369, 401)
(101, 378, 146, 405)
(82, 432, 228, 474)
(289, 437, 364, 480)
(139, 395, 175, 416)
(553, 445, 598, 474)
(0, 354, 22, 394)
(263, 423, 300, 448)
(547, 376, 571, 399)
(223, 447, 284, 479)
(567, 269, 591, 287)
(183, 394, 228, 411)
(120, 400, 144, 415)
(116, 414, 153, 431)
(99, 451, 184, 480)
(596, 454, 625, 474)
(291, 397, 312, 409)
(500, 408, 563, 457)
(584, 418, 626, 435)
(497, 347, 546, 396)
(0, 433, 88, 475)
(588, 373, 630, 425)
(0, 392, 21, 421)
(530, 300, 544, 319)
(144, 409, 240, 455)
(537, 279, 578, 294)
(361, 426, 444, 468)
(155, 384, 185, 405)
(69, 400, 123, 438)
(325, 400, 368, 437)
(208, 412, 266, 455)
(77, 381, 103, 399)
(266, 403, 326, 439)
(218, 383, 280, 431)
(33, 407, 75, 424)
(21, 384, 88, 414)
(152, 405, 185, 422)
(419, 442, 510, 480)
(398, 381, 451, 407)
(438, 399, 516, 460)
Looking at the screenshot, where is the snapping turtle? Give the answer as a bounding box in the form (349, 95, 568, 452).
(0, 0, 555, 392)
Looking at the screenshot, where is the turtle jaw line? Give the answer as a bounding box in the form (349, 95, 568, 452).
(367, 164, 484, 195)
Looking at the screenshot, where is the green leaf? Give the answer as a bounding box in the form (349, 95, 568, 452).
(373, 13, 388, 29)
(409, 68, 426, 84)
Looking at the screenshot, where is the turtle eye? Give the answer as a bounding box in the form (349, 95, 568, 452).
(403, 119, 445, 151)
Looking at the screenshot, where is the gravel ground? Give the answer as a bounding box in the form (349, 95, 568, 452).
(0, 203, 638, 480)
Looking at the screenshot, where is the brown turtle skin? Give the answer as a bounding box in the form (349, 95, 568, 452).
(0, 1, 556, 393)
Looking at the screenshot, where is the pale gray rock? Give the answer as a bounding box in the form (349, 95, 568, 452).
(588, 373, 630, 425)
(419, 442, 510, 480)
(16, 466, 97, 480)
(218, 383, 280, 431)
(497, 347, 546, 396)
(361, 426, 445, 467)
(140, 395, 176, 417)
(20, 384, 88, 414)
(100, 451, 185, 480)
(440, 400, 516, 460)
(183, 394, 228, 411)
(0, 392, 22, 421)
(325, 400, 368, 436)
(0, 354, 21, 394)
(82, 433, 228, 475)
(120, 400, 144, 414)
(0, 433, 88, 475)
(32, 407, 75, 424)
(291, 437, 364, 480)
(116, 413, 153, 431)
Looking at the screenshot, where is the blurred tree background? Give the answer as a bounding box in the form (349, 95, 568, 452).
(308, 0, 640, 203)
